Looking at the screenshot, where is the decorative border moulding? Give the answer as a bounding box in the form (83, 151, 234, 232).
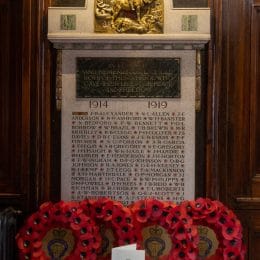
(51, 41, 207, 51)
(48, 0, 210, 49)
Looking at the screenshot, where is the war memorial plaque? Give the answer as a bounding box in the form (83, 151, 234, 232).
(173, 0, 208, 8)
(61, 50, 195, 205)
(52, 0, 86, 7)
(76, 58, 180, 98)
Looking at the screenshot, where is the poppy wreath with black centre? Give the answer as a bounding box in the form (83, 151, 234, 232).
(80, 197, 136, 260)
(181, 198, 246, 260)
(130, 198, 198, 260)
(16, 201, 101, 260)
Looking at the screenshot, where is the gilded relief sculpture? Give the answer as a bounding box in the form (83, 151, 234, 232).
(95, 0, 163, 33)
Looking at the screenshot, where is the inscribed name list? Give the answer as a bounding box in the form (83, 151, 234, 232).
(61, 51, 195, 205)
(71, 110, 185, 205)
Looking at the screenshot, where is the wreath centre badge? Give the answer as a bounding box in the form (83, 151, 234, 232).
(197, 225, 219, 259)
(142, 225, 172, 259)
(99, 227, 115, 257)
(42, 228, 75, 259)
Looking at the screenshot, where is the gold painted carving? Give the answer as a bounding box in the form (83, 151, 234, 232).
(95, 0, 163, 34)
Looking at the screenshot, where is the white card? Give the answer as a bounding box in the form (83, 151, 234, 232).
(112, 244, 145, 260)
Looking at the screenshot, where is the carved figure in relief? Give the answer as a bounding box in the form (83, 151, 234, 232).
(94, 0, 163, 34)
(111, 0, 156, 26)
(129, 0, 135, 10)
(95, 0, 113, 19)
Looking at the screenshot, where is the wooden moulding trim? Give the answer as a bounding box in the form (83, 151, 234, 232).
(235, 197, 260, 210)
(0, 193, 24, 199)
(250, 3, 260, 189)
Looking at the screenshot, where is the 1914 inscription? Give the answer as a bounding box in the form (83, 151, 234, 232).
(76, 58, 180, 98)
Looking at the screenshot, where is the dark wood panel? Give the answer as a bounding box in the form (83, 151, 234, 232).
(210, 0, 260, 258)
(0, 1, 22, 195)
(224, 0, 251, 199)
(20, 0, 57, 211)
(0, 0, 56, 213)
(248, 213, 260, 260)
(235, 211, 260, 260)
(209, 0, 257, 202)
(251, 3, 260, 197)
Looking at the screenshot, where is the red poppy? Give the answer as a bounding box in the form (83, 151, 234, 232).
(221, 219, 241, 240)
(111, 207, 128, 227)
(206, 209, 220, 224)
(60, 201, 81, 224)
(50, 200, 66, 222)
(160, 201, 176, 226)
(166, 205, 190, 231)
(79, 199, 92, 215)
(102, 199, 115, 221)
(39, 201, 53, 221)
(186, 225, 198, 242)
(70, 212, 91, 231)
(122, 207, 133, 224)
(223, 247, 242, 259)
(175, 223, 190, 241)
(26, 212, 46, 233)
(147, 198, 164, 220)
(189, 198, 207, 220)
(90, 198, 105, 219)
(171, 244, 197, 260)
(117, 227, 136, 245)
(131, 199, 152, 223)
(186, 246, 198, 260)
(223, 238, 242, 248)
(166, 210, 181, 230)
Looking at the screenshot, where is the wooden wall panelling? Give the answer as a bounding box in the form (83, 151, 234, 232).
(21, 0, 56, 212)
(206, 0, 223, 199)
(0, 0, 56, 213)
(249, 213, 260, 259)
(20, 0, 41, 213)
(0, 0, 24, 210)
(223, 0, 252, 203)
(210, 0, 259, 204)
(210, 0, 260, 258)
(250, 1, 260, 197)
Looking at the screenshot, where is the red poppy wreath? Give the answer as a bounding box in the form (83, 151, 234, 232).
(181, 198, 246, 260)
(130, 198, 199, 260)
(80, 197, 136, 259)
(16, 201, 101, 260)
